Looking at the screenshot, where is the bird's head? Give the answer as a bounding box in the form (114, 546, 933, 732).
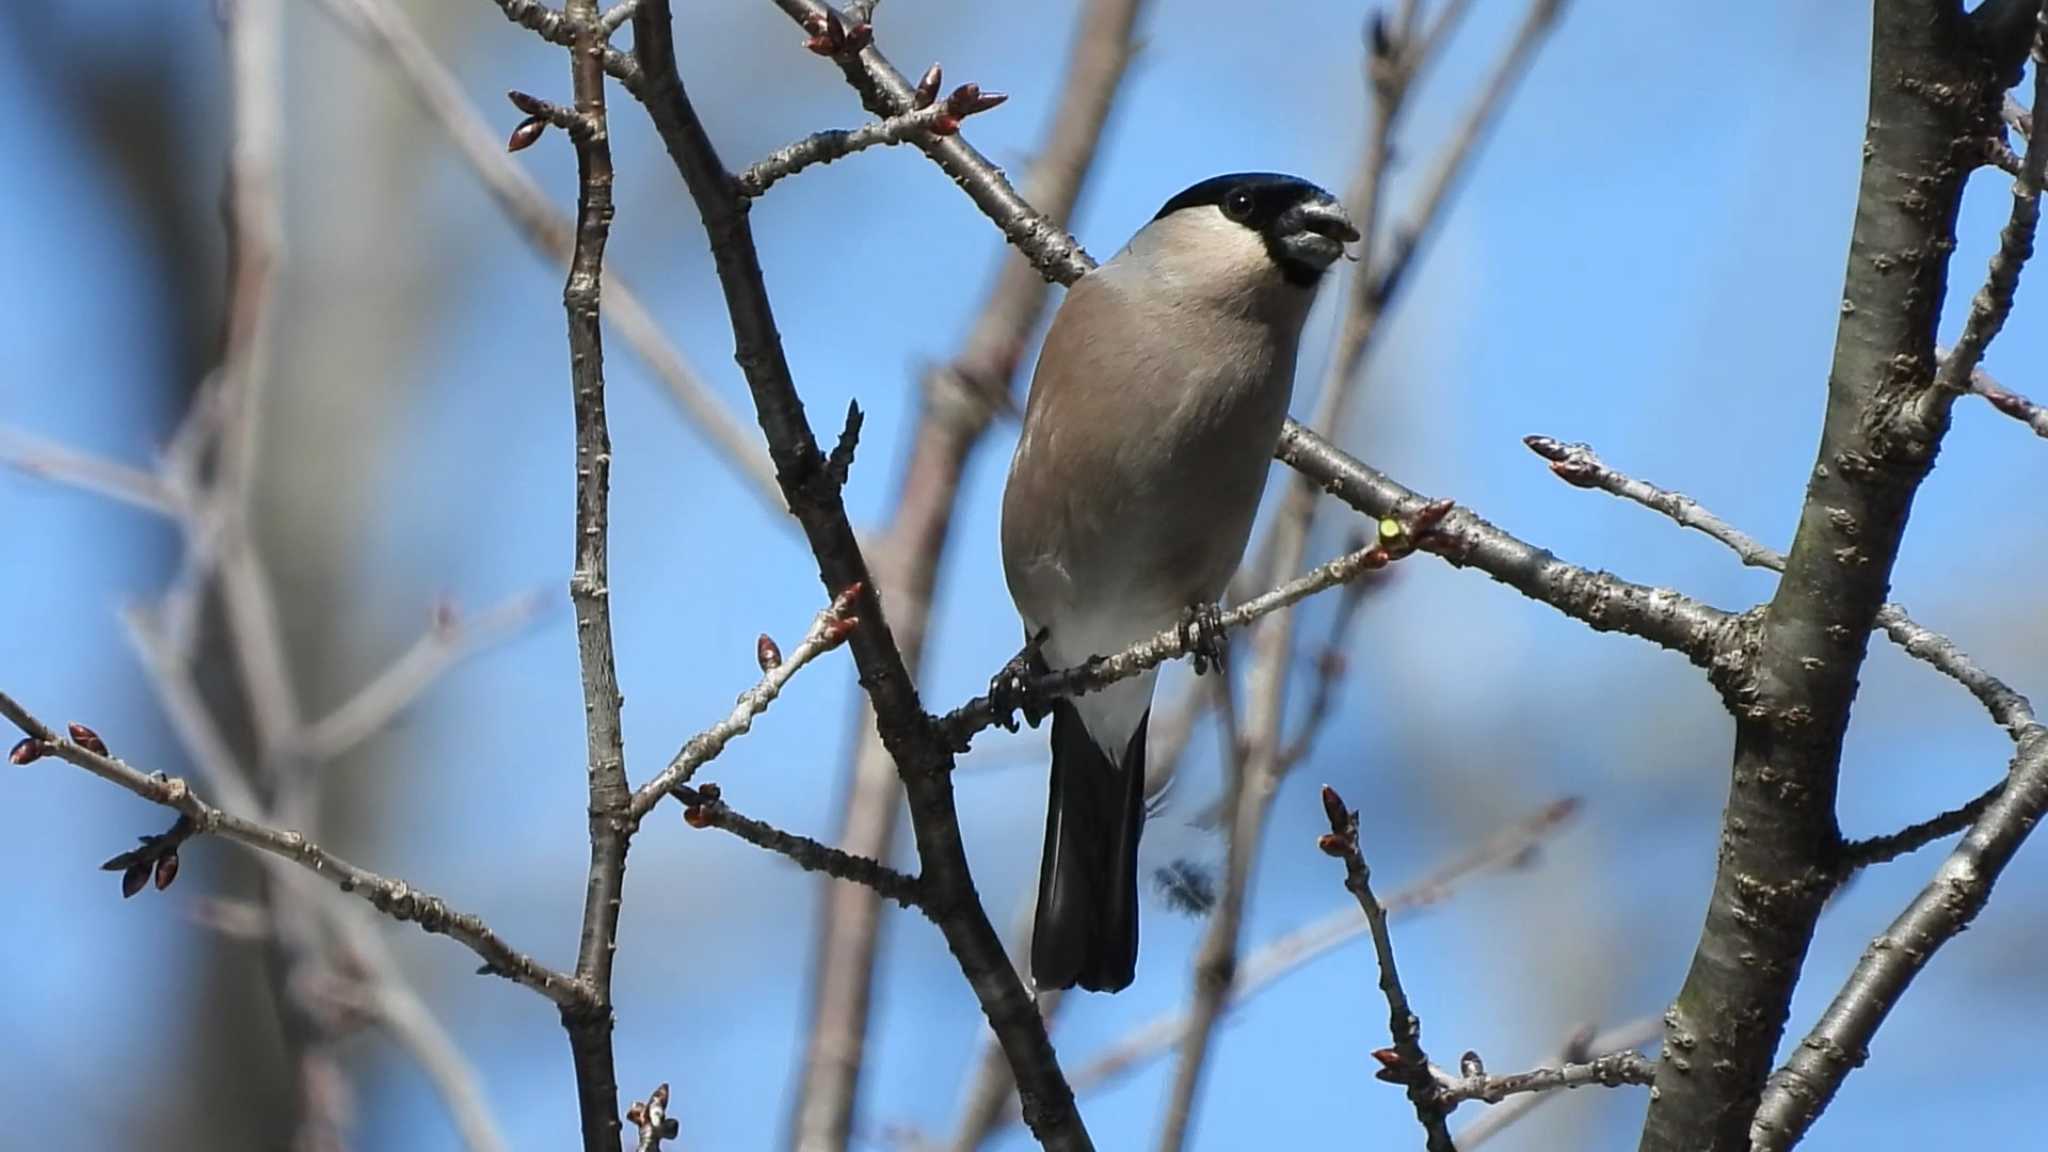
(1145, 172, 1360, 288)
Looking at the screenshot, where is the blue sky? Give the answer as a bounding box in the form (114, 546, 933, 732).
(4, 2, 2045, 1150)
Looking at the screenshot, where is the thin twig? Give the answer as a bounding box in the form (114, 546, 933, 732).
(1932, 25, 2046, 401)
(1640, 6, 2044, 1145)
(629, 585, 860, 819)
(791, 1, 1146, 1144)
(293, 590, 551, 764)
(1967, 363, 2048, 438)
(935, 505, 1452, 752)
(319, 0, 783, 515)
(1059, 799, 1582, 1107)
(626, 4, 1094, 1146)
(554, 5, 631, 1149)
(1451, 1017, 1662, 1148)
(1840, 780, 2006, 868)
(1439, 1043, 1656, 1108)
(0, 691, 591, 1009)
(0, 428, 178, 515)
(1751, 728, 2048, 1150)
(1320, 785, 1454, 1152)
(736, 95, 1006, 198)
(673, 783, 925, 909)
(1522, 435, 2038, 738)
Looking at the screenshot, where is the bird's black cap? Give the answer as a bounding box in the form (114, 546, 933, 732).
(1152, 172, 1336, 227)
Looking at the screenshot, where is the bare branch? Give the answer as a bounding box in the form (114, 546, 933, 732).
(369, 974, 514, 1152)
(1, 691, 590, 1009)
(937, 506, 1452, 752)
(673, 782, 925, 909)
(1452, 1017, 1662, 1148)
(624, 5, 1092, 1146)
(1522, 435, 2038, 738)
(1931, 19, 2046, 401)
(318, 0, 783, 515)
(1057, 799, 1582, 1113)
(629, 586, 860, 819)
(1275, 426, 1736, 660)
(0, 428, 177, 515)
(1640, 7, 2042, 1147)
(1967, 362, 2048, 438)
(549, 4, 631, 1147)
(1840, 779, 2006, 868)
(1751, 728, 2048, 1149)
(293, 590, 551, 765)
(775, 2, 1147, 1145)
(1439, 1043, 1655, 1109)
(1317, 785, 1453, 1152)
(736, 92, 1007, 198)
(767, 0, 1095, 285)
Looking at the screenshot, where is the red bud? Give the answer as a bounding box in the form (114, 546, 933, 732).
(121, 860, 152, 898)
(1316, 832, 1347, 857)
(757, 634, 783, 672)
(9, 737, 41, 765)
(507, 89, 547, 116)
(508, 116, 548, 153)
(944, 83, 981, 116)
(682, 806, 710, 829)
(154, 851, 181, 891)
(68, 723, 108, 756)
(1320, 784, 1348, 828)
(913, 63, 943, 109)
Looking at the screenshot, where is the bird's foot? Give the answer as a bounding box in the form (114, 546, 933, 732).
(1180, 601, 1228, 675)
(989, 630, 1052, 732)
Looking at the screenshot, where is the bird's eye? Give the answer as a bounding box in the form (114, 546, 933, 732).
(1222, 188, 1255, 222)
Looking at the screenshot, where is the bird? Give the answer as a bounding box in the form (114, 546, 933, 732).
(999, 172, 1359, 992)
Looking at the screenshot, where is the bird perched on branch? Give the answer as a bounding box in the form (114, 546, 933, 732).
(999, 172, 1358, 992)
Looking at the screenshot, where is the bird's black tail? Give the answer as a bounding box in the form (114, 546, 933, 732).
(1031, 698, 1147, 993)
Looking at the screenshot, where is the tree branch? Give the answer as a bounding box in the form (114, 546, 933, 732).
(1052, 799, 1581, 1121)
(1521, 435, 2037, 738)
(1168, 7, 1569, 1141)
(1967, 363, 2048, 437)
(622, 5, 1092, 1146)
(1, 691, 590, 1009)
(292, 589, 552, 765)
(1639, 6, 2040, 1148)
(936, 508, 1451, 751)
(629, 586, 860, 819)
(735, 91, 1007, 198)
(322, 0, 784, 516)
(1275, 426, 1736, 660)
(1750, 729, 2048, 1149)
(1450, 1017, 1662, 1148)
(554, 4, 630, 1147)
(1318, 785, 1454, 1152)
(779, 2, 1146, 1146)
(1439, 1046, 1655, 1109)
(672, 783, 926, 908)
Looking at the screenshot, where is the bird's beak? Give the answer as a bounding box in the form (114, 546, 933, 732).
(1298, 197, 1362, 245)
(1277, 196, 1361, 272)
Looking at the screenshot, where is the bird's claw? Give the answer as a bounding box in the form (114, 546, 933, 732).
(989, 632, 1052, 732)
(1180, 602, 1227, 675)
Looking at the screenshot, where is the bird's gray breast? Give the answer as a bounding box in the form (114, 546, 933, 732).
(1002, 274, 1300, 640)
